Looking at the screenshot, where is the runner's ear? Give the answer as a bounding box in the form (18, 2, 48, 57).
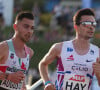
(74, 25, 77, 30)
(13, 24, 17, 29)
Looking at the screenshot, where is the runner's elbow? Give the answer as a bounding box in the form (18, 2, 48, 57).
(38, 60, 48, 70)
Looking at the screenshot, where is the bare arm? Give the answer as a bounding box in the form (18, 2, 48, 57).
(39, 43, 62, 83)
(93, 57, 100, 86)
(0, 41, 8, 64)
(96, 49, 100, 86)
(93, 49, 100, 86)
(0, 41, 25, 84)
(0, 41, 9, 80)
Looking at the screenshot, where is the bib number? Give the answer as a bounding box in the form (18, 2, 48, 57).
(63, 74, 90, 90)
(0, 79, 22, 90)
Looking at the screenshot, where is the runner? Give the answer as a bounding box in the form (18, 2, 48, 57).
(0, 11, 34, 90)
(39, 8, 100, 90)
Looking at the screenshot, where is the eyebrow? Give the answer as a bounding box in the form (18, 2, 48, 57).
(81, 21, 96, 22)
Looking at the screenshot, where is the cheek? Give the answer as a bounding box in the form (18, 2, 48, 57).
(78, 28, 85, 35)
(18, 25, 25, 31)
(80, 27, 87, 33)
(17, 28, 25, 36)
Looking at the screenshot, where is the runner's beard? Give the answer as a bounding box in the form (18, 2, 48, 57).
(21, 36, 31, 43)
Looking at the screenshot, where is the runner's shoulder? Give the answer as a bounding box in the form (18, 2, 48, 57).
(26, 46, 34, 59)
(0, 41, 8, 53)
(0, 41, 9, 61)
(50, 42, 63, 54)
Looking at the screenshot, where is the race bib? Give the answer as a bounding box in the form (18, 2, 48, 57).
(0, 79, 23, 90)
(63, 74, 90, 90)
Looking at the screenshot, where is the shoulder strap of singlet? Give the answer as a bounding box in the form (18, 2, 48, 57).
(63, 40, 73, 47)
(24, 45, 30, 55)
(6, 39, 15, 52)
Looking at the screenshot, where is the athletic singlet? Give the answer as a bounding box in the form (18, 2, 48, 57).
(0, 39, 30, 90)
(55, 40, 99, 90)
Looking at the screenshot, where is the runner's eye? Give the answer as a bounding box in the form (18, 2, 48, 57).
(80, 21, 97, 27)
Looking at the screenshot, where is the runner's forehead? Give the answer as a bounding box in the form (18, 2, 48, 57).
(80, 15, 96, 22)
(18, 18, 34, 27)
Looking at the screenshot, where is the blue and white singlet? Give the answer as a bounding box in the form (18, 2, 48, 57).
(55, 40, 99, 90)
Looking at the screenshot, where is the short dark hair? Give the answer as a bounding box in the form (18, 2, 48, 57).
(15, 11, 34, 23)
(73, 8, 95, 25)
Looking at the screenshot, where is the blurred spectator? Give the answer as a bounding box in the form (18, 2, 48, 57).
(52, 4, 75, 41)
(0, 0, 5, 28)
(0, 13, 4, 27)
(53, 2, 63, 25)
(33, 2, 40, 28)
(0, 0, 5, 41)
(0, 0, 3, 16)
(95, 8, 100, 29)
(0, 14, 5, 41)
(50, 13, 58, 31)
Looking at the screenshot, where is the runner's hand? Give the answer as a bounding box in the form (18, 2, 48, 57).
(93, 57, 100, 74)
(44, 84, 56, 90)
(8, 71, 25, 84)
(0, 73, 6, 80)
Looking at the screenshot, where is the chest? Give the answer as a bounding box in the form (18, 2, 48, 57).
(5, 52, 29, 73)
(60, 47, 98, 75)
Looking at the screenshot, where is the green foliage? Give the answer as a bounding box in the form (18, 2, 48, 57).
(92, 38, 100, 47)
(22, 0, 34, 11)
(91, 31, 100, 47)
(27, 42, 55, 70)
(40, 13, 52, 26)
(1, 26, 14, 41)
(22, 0, 45, 11)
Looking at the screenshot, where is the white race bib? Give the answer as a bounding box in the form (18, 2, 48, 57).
(63, 74, 90, 90)
(0, 79, 23, 90)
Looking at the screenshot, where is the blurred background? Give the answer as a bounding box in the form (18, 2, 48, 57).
(0, 0, 100, 90)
